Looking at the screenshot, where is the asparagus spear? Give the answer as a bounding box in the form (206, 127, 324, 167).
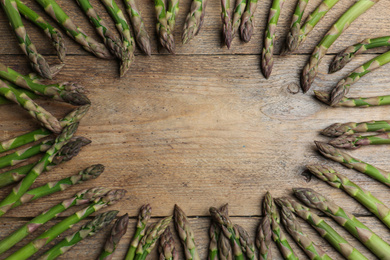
(263, 192, 298, 260)
(182, 0, 207, 44)
(284, 0, 309, 53)
(280, 206, 332, 260)
(134, 215, 173, 260)
(231, 0, 247, 39)
(315, 141, 390, 186)
(159, 226, 179, 260)
(167, 0, 180, 32)
(125, 204, 152, 260)
(100, 0, 135, 76)
(239, 0, 258, 42)
(16, 0, 65, 62)
(35, 0, 112, 59)
(123, 0, 152, 55)
(219, 232, 233, 260)
(330, 132, 390, 149)
(0, 137, 90, 188)
(256, 215, 272, 260)
(174, 204, 200, 260)
(235, 224, 257, 260)
(99, 213, 129, 260)
(322, 120, 390, 137)
(276, 197, 368, 260)
(1, 0, 52, 79)
(261, 0, 286, 79)
(0, 104, 90, 153)
(0, 62, 89, 105)
(314, 90, 390, 108)
(331, 50, 390, 106)
(0, 88, 38, 105)
(330, 36, 390, 73)
(154, 0, 175, 53)
(301, 0, 380, 93)
(221, 0, 233, 49)
(38, 211, 118, 260)
(0, 187, 110, 255)
(308, 164, 390, 229)
(209, 221, 220, 260)
(0, 80, 62, 133)
(294, 188, 390, 259)
(0, 138, 54, 169)
(0, 123, 78, 217)
(6, 189, 126, 260)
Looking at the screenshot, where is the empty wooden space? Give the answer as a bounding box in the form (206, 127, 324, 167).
(1, 0, 390, 259)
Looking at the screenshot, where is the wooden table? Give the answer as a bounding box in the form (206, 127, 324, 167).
(1, 0, 390, 259)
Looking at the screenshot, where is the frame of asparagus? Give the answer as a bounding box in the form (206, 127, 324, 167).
(154, 0, 175, 53)
(330, 132, 390, 149)
(240, 0, 259, 42)
(301, 0, 380, 93)
(159, 226, 179, 260)
(322, 120, 390, 137)
(314, 90, 390, 108)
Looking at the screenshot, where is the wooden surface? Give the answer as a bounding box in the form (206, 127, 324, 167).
(1, 0, 390, 259)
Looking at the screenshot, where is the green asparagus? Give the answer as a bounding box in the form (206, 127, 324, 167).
(240, 0, 258, 42)
(16, 0, 65, 62)
(221, 0, 233, 49)
(123, 0, 152, 55)
(174, 204, 200, 260)
(6, 189, 125, 260)
(125, 204, 152, 260)
(38, 211, 118, 260)
(0, 80, 62, 133)
(219, 231, 233, 260)
(322, 120, 390, 137)
(256, 215, 272, 260)
(35, 0, 112, 59)
(314, 90, 390, 108)
(182, 0, 208, 44)
(301, 0, 380, 93)
(0, 187, 111, 255)
(330, 132, 390, 149)
(99, 213, 129, 260)
(294, 188, 390, 259)
(159, 226, 179, 260)
(1, 0, 52, 79)
(153, 0, 175, 53)
(284, 0, 309, 53)
(0, 88, 38, 105)
(235, 224, 257, 260)
(315, 141, 390, 186)
(209, 221, 220, 260)
(261, 0, 286, 79)
(231, 0, 247, 39)
(276, 197, 368, 260)
(167, 0, 180, 32)
(330, 36, 390, 73)
(331, 50, 390, 106)
(0, 123, 78, 217)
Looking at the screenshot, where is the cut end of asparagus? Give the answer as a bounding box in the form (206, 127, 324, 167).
(314, 91, 331, 105)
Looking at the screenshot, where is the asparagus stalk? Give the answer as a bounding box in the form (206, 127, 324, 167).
(235, 224, 257, 260)
(314, 90, 390, 108)
(330, 36, 390, 73)
(315, 141, 390, 186)
(209, 221, 220, 260)
(99, 213, 129, 260)
(0, 187, 111, 255)
(16, 0, 65, 62)
(125, 204, 152, 260)
(0, 123, 78, 217)
(330, 132, 390, 149)
(219, 232, 233, 260)
(221, 0, 233, 49)
(301, 0, 380, 93)
(134, 215, 173, 260)
(123, 0, 152, 55)
(38, 211, 118, 260)
(280, 206, 332, 260)
(0, 104, 90, 153)
(154, 0, 175, 53)
(239, 0, 258, 42)
(276, 197, 368, 260)
(331, 50, 390, 106)
(174, 204, 200, 260)
(0, 138, 54, 169)
(0, 62, 89, 105)
(182, 0, 208, 44)
(261, 0, 286, 79)
(256, 215, 272, 260)
(284, 0, 309, 53)
(294, 188, 390, 259)
(0, 80, 62, 133)
(231, 0, 247, 39)
(263, 192, 298, 260)
(308, 164, 390, 229)
(322, 120, 390, 137)
(6, 189, 126, 260)
(1, 0, 52, 79)
(167, 0, 180, 32)
(0, 88, 38, 105)
(159, 226, 179, 260)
